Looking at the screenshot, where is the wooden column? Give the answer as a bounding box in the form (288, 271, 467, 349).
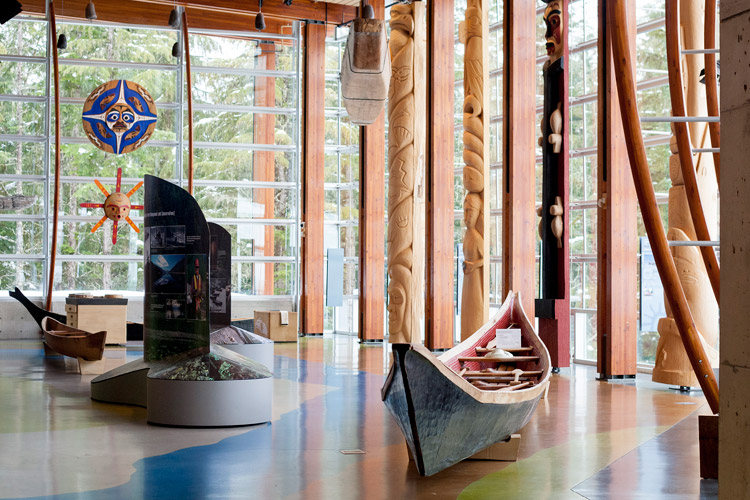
(358, 1, 386, 342)
(253, 41, 276, 296)
(596, 0, 637, 379)
(720, 1, 750, 492)
(459, 0, 490, 341)
(387, 2, 426, 345)
(535, 0, 570, 368)
(502, 0, 537, 318)
(300, 23, 325, 334)
(425, 0, 454, 350)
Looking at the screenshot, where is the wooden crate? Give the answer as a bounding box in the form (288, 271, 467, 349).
(254, 311, 298, 342)
(65, 296, 128, 345)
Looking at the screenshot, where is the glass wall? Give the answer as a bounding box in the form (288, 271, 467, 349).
(324, 31, 360, 334)
(563, 0, 671, 364)
(0, 15, 301, 299)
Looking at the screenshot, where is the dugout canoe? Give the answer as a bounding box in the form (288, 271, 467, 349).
(41, 316, 106, 361)
(381, 291, 551, 476)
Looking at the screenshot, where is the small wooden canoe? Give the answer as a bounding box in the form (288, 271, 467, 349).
(381, 292, 551, 476)
(41, 316, 106, 361)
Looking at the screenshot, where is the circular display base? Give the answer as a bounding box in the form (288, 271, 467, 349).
(147, 377, 272, 427)
(220, 343, 274, 374)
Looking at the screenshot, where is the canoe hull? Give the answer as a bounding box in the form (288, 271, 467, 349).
(42, 317, 106, 361)
(381, 292, 550, 476)
(384, 345, 542, 476)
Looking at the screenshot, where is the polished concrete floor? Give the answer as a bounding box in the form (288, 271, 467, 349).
(0, 336, 717, 499)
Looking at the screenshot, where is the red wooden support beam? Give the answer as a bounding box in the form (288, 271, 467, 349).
(597, 0, 637, 378)
(358, 1, 385, 342)
(300, 23, 326, 334)
(425, 0, 455, 350)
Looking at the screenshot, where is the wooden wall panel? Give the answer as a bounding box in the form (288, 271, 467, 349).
(358, 0, 385, 342)
(300, 23, 325, 334)
(425, 0, 455, 350)
(254, 42, 277, 296)
(502, 0, 537, 318)
(597, 0, 637, 378)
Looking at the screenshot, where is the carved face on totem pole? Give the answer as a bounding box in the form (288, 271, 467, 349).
(543, 1, 564, 64)
(387, 265, 410, 338)
(463, 193, 482, 229)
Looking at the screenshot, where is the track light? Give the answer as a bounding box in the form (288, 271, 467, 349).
(57, 33, 67, 50)
(169, 7, 180, 28)
(172, 41, 180, 58)
(255, 0, 266, 31)
(85, 0, 97, 20)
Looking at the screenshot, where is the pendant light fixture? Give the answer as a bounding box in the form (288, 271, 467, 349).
(85, 0, 97, 20)
(172, 41, 180, 58)
(57, 0, 67, 50)
(362, 0, 374, 19)
(168, 7, 180, 27)
(255, 0, 266, 32)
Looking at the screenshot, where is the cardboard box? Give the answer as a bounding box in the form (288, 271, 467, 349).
(66, 296, 128, 345)
(254, 311, 298, 342)
(468, 434, 521, 461)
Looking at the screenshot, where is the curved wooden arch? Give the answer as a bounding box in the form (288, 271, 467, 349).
(607, 0, 719, 413)
(704, 0, 720, 186)
(46, 0, 61, 311)
(182, 11, 195, 195)
(665, 0, 720, 303)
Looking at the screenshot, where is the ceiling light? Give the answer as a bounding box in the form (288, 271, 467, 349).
(169, 7, 180, 28)
(255, 0, 266, 32)
(85, 0, 97, 20)
(57, 33, 67, 50)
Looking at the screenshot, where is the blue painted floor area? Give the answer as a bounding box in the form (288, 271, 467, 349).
(5, 353, 403, 500)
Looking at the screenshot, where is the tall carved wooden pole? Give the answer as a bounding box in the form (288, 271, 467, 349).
(387, 3, 425, 344)
(652, 0, 719, 387)
(535, 0, 570, 369)
(459, 0, 490, 341)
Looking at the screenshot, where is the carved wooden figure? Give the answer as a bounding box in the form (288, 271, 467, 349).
(534, 0, 570, 369)
(387, 3, 425, 345)
(459, 0, 489, 340)
(652, 0, 719, 388)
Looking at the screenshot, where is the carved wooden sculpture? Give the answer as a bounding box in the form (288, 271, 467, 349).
(653, 0, 719, 387)
(387, 3, 425, 344)
(459, 0, 489, 340)
(534, 0, 570, 368)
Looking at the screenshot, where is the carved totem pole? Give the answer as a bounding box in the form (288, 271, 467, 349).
(535, 0, 570, 369)
(387, 3, 425, 344)
(459, 0, 489, 341)
(652, 1, 719, 387)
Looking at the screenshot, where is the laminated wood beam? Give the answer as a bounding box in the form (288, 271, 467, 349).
(425, 0, 454, 350)
(300, 23, 326, 334)
(358, 0, 385, 342)
(596, 0, 637, 378)
(502, 0, 537, 319)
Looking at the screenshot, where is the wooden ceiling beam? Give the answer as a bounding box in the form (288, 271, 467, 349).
(20, 0, 357, 30)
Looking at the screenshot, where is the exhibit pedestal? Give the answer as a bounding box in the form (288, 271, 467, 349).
(147, 378, 272, 427)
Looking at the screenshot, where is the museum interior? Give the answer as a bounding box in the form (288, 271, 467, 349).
(0, 0, 748, 498)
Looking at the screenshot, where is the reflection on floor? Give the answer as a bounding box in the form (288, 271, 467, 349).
(0, 336, 716, 499)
